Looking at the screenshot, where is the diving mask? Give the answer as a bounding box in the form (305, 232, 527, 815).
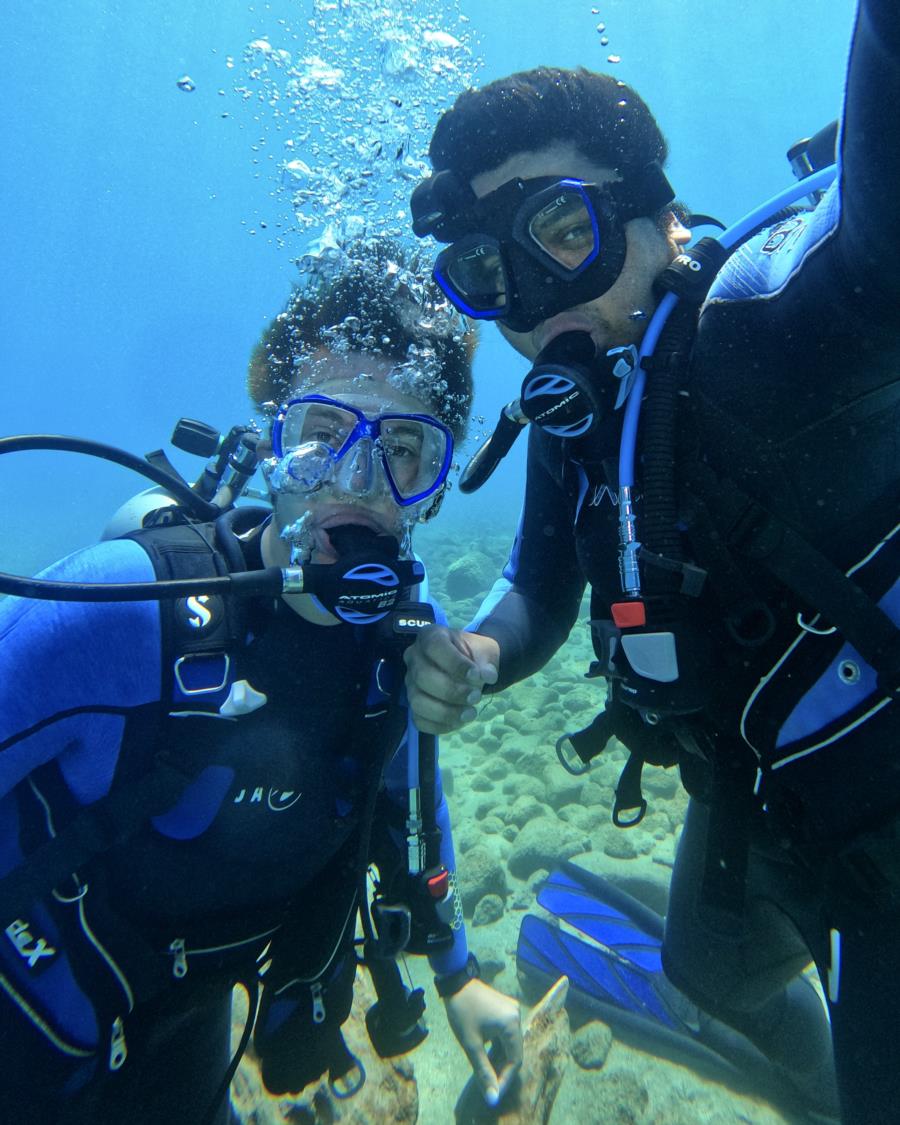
(411, 162, 674, 333)
(269, 394, 453, 507)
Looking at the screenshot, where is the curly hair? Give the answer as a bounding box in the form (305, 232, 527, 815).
(429, 66, 668, 184)
(248, 239, 475, 441)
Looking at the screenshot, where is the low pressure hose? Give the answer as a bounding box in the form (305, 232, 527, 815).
(0, 433, 275, 600)
(0, 434, 220, 520)
(615, 164, 838, 597)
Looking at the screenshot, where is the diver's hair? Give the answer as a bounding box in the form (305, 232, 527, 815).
(429, 66, 668, 185)
(248, 239, 475, 441)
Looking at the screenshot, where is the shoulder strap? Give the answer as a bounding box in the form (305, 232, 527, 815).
(0, 514, 268, 928)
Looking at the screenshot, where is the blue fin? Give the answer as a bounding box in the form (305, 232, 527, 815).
(518, 862, 767, 1083)
(519, 861, 700, 1038)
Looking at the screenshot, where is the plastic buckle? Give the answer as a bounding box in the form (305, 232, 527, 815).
(613, 799, 647, 828)
(370, 901, 412, 958)
(330, 1056, 367, 1099)
(173, 653, 230, 697)
(609, 344, 640, 409)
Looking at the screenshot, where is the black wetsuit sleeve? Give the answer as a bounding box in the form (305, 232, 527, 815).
(470, 429, 585, 688)
(837, 0, 900, 301)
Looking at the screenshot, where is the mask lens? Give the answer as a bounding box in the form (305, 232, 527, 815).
(273, 396, 451, 506)
(527, 189, 598, 271)
(443, 241, 507, 312)
(379, 417, 449, 502)
(281, 400, 358, 455)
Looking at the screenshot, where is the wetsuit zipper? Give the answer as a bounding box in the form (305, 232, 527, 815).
(167, 926, 280, 978)
(109, 1015, 127, 1069)
(310, 980, 326, 1024)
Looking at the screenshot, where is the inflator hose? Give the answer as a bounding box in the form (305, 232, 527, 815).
(0, 434, 219, 520)
(0, 433, 282, 600)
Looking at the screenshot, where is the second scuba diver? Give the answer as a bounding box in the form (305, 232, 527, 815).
(404, 3, 899, 1122)
(0, 240, 522, 1124)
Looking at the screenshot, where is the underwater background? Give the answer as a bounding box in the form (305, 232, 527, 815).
(3, 2, 858, 1122)
(3, 0, 855, 573)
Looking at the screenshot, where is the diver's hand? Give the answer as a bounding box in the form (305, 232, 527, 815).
(403, 626, 499, 734)
(444, 980, 522, 1107)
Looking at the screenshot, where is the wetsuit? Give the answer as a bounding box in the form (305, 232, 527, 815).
(470, 3, 899, 1121)
(0, 524, 467, 1124)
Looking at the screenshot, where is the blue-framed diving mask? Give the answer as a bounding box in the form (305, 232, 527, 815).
(269, 394, 454, 508)
(411, 162, 674, 334)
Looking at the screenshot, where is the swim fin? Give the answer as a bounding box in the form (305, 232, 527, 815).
(516, 861, 821, 1110)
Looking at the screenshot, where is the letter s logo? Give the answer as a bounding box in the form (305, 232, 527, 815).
(186, 595, 213, 630)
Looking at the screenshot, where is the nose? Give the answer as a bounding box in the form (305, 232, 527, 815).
(347, 440, 374, 490)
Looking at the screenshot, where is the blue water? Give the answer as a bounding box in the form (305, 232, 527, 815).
(2, 0, 855, 576)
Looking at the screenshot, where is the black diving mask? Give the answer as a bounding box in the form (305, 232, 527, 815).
(412, 162, 675, 334)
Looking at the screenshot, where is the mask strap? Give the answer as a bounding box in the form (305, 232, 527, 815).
(609, 162, 675, 222)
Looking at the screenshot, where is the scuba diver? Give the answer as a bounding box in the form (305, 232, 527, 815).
(404, 2, 899, 1123)
(0, 240, 521, 1124)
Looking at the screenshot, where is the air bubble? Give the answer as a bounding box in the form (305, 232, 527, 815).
(228, 0, 481, 334)
(423, 30, 462, 50)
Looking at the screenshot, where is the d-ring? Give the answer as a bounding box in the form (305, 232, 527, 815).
(797, 611, 836, 636)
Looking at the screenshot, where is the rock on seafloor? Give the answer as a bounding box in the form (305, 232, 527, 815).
(454, 976, 571, 1124)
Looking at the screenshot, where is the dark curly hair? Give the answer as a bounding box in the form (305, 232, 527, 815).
(248, 239, 475, 441)
(429, 66, 668, 185)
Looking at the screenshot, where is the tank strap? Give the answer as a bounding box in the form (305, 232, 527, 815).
(127, 513, 275, 717)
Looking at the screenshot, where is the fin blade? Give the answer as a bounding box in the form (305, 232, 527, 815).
(518, 914, 678, 1029)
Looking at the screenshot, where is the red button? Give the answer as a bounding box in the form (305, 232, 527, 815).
(611, 601, 647, 628)
(427, 870, 450, 899)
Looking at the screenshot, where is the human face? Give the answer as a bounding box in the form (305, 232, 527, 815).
(263, 350, 444, 567)
(470, 141, 687, 362)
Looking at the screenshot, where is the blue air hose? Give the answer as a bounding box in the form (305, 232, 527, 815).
(619, 164, 838, 492)
(616, 164, 838, 597)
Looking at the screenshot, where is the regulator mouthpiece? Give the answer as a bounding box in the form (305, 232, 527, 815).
(520, 331, 602, 439)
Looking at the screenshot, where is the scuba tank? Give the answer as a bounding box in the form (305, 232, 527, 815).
(101, 417, 266, 539)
